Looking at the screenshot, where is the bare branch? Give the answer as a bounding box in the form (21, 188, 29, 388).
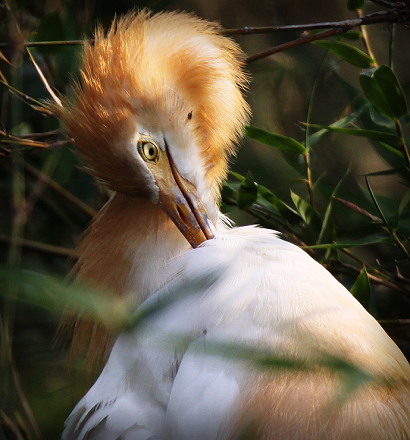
(246, 28, 341, 64)
(243, 7, 410, 63)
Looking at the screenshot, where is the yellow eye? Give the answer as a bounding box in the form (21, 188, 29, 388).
(139, 141, 159, 162)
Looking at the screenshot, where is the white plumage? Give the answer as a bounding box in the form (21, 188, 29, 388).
(58, 10, 410, 440)
(62, 226, 410, 439)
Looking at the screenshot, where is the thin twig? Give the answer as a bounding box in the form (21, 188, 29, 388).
(227, 8, 408, 37)
(0, 234, 74, 258)
(246, 28, 342, 64)
(357, 9, 378, 62)
(0, 39, 86, 48)
(370, 0, 403, 9)
(243, 7, 410, 63)
(26, 48, 62, 107)
(24, 162, 98, 218)
(0, 79, 54, 114)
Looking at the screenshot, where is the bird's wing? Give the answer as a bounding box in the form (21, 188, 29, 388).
(161, 226, 410, 439)
(63, 225, 410, 440)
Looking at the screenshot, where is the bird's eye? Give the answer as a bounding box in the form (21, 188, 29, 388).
(139, 141, 159, 162)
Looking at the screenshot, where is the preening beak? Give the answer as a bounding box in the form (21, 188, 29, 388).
(156, 148, 216, 248)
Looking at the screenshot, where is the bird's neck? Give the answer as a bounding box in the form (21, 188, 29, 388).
(73, 192, 192, 304)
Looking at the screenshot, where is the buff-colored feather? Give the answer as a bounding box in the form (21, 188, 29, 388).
(57, 10, 249, 367)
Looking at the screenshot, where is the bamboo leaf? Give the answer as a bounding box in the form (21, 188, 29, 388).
(237, 171, 257, 209)
(360, 65, 409, 121)
(257, 184, 302, 224)
(303, 234, 392, 249)
(313, 41, 375, 68)
(309, 124, 402, 149)
(351, 268, 371, 309)
(318, 168, 350, 245)
(246, 126, 306, 154)
(290, 191, 322, 232)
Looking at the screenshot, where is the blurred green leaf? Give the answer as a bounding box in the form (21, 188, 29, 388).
(237, 171, 258, 209)
(350, 268, 371, 309)
(360, 65, 409, 121)
(347, 0, 365, 10)
(313, 40, 375, 68)
(245, 126, 306, 154)
(340, 30, 363, 41)
(0, 269, 129, 329)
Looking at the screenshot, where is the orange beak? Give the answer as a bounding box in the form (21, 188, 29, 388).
(155, 148, 216, 248)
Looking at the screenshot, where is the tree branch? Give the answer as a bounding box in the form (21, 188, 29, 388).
(225, 6, 410, 64)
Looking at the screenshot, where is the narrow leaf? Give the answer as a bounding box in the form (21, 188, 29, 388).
(333, 197, 380, 222)
(306, 109, 364, 147)
(303, 234, 392, 249)
(313, 41, 375, 69)
(257, 184, 302, 224)
(309, 124, 402, 149)
(318, 168, 350, 245)
(237, 171, 257, 210)
(246, 126, 306, 154)
(290, 191, 322, 232)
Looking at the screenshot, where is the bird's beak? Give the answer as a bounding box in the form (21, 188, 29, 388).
(156, 149, 216, 248)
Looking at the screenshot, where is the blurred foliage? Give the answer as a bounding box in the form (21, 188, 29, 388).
(1, 0, 410, 438)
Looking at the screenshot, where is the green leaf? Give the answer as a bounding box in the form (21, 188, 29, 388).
(306, 108, 364, 147)
(290, 191, 322, 232)
(303, 234, 392, 250)
(313, 41, 375, 68)
(237, 171, 257, 210)
(347, 0, 365, 10)
(257, 184, 302, 224)
(360, 65, 409, 121)
(398, 187, 410, 217)
(245, 126, 306, 154)
(318, 168, 350, 245)
(340, 30, 363, 41)
(350, 268, 371, 309)
(0, 270, 130, 329)
(309, 124, 402, 149)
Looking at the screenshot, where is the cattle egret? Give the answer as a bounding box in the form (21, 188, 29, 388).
(58, 10, 410, 440)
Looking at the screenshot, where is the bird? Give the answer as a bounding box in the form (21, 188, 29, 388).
(56, 9, 410, 440)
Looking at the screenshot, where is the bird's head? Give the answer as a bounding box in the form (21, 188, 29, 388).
(58, 10, 249, 248)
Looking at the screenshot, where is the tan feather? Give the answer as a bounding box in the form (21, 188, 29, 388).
(56, 10, 249, 369)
